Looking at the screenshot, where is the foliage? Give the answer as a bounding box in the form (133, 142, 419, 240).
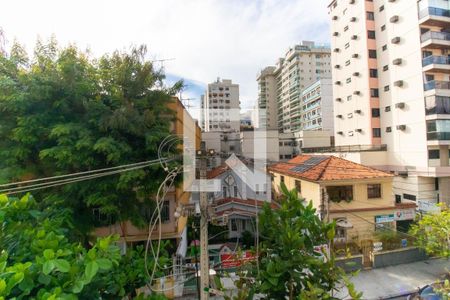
(410, 205, 450, 258)
(255, 183, 362, 300)
(0, 37, 183, 234)
(241, 230, 254, 249)
(374, 230, 413, 251)
(0, 193, 168, 299)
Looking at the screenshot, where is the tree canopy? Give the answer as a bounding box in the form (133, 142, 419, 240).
(0, 193, 169, 300)
(0, 37, 182, 234)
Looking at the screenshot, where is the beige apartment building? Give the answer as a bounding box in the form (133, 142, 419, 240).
(201, 78, 240, 132)
(329, 0, 450, 206)
(257, 41, 332, 133)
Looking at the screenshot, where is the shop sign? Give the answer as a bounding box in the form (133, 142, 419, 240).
(375, 214, 394, 223)
(394, 209, 415, 221)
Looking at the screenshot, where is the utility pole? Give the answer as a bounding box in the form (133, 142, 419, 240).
(198, 148, 210, 300)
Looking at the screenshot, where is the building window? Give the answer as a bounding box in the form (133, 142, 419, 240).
(382, 44, 387, 51)
(231, 219, 238, 231)
(234, 186, 238, 197)
(368, 30, 376, 39)
(428, 149, 440, 159)
(370, 88, 379, 97)
(367, 184, 382, 198)
(280, 175, 285, 183)
(369, 50, 377, 58)
(295, 180, 302, 194)
(161, 201, 170, 222)
(372, 108, 380, 117)
(223, 186, 227, 197)
(403, 194, 417, 201)
(373, 128, 381, 137)
(370, 69, 378, 78)
(327, 186, 353, 203)
(367, 11, 375, 20)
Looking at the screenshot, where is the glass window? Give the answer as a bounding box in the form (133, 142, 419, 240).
(370, 88, 379, 97)
(373, 128, 381, 137)
(280, 175, 285, 183)
(231, 219, 238, 231)
(368, 184, 382, 198)
(370, 69, 378, 78)
(369, 50, 377, 58)
(295, 180, 302, 194)
(367, 11, 375, 20)
(327, 186, 353, 202)
(234, 186, 238, 197)
(368, 30, 376, 39)
(428, 150, 440, 159)
(372, 108, 380, 117)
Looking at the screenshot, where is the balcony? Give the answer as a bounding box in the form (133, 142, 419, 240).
(427, 131, 450, 140)
(424, 81, 450, 96)
(425, 96, 450, 115)
(419, 7, 450, 27)
(421, 31, 450, 49)
(422, 56, 450, 73)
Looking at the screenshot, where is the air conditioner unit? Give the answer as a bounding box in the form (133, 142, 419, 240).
(333, 32, 339, 36)
(337, 131, 344, 135)
(349, 0, 355, 4)
(355, 129, 362, 133)
(353, 72, 360, 76)
(335, 98, 343, 102)
(334, 64, 341, 69)
(352, 54, 359, 58)
(335, 81, 342, 85)
(334, 48, 340, 53)
(397, 171, 408, 177)
(396, 124, 406, 131)
(391, 37, 401, 44)
(350, 17, 357, 22)
(393, 58, 402, 65)
(390, 15, 399, 23)
(332, 15, 338, 20)
(395, 102, 405, 109)
(394, 80, 404, 87)
(336, 114, 343, 118)
(351, 35, 358, 40)
(353, 91, 361, 95)
(354, 109, 362, 114)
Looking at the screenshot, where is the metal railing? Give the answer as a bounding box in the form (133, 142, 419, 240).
(422, 55, 450, 67)
(302, 144, 387, 153)
(424, 80, 450, 91)
(421, 31, 450, 43)
(419, 7, 450, 19)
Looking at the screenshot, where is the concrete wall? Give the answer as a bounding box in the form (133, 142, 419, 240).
(373, 247, 428, 268)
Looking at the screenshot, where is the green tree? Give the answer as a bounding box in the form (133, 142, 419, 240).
(255, 184, 362, 300)
(0, 37, 182, 235)
(0, 193, 168, 299)
(410, 205, 450, 258)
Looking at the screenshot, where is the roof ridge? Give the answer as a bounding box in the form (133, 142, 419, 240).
(329, 155, 390, 175)
(317, 156, 332, 181)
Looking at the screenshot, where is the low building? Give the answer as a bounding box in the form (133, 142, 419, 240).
(268, 155, 417, 243)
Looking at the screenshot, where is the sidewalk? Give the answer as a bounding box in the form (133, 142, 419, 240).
(335, 258, 450, 299)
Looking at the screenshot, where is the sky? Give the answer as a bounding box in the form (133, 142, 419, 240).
(0, 0, 331, 115)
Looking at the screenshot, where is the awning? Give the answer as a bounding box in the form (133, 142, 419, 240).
(336, 219, 353, 228)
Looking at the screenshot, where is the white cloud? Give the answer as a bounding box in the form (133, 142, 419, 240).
(0, 0, 330, 109)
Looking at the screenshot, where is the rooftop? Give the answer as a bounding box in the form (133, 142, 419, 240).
(268, 155, 393, 182)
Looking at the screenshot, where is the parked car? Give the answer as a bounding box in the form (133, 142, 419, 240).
(407, 283, 447, 300)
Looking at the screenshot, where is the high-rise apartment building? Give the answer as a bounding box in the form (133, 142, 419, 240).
(201, 78, 240, 132)
(256, 41, 332, 133)
(329, 0, 450, 205)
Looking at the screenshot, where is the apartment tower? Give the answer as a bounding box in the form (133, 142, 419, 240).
(329, 0, 450, 205)
(201, 78, 240, 132)
(257, 41, 332, 133)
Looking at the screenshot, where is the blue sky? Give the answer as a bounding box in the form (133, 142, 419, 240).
(0, 0, 331, 116)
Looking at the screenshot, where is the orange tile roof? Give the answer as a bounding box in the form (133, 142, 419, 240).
(268, 155, 392, 182)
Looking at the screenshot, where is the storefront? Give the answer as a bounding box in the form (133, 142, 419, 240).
(394, 209, 416, 233)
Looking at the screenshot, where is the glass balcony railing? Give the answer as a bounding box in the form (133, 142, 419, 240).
(421, 31, 450, 43)
(419, 7, 450, 19)
(422, 55, 450, 66)
(427, 132, 450, 140)
(424, 80, 450, 91)
(425, 96, 450, 115)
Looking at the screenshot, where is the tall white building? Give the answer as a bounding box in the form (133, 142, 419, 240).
(201, 78, 240, 132)
(329, 0, 450, 206)
(256, 41, 332, 133)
